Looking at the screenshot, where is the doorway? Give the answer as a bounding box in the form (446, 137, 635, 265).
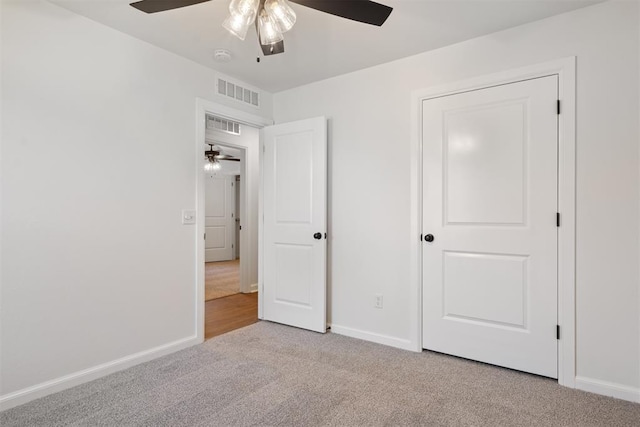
(204, 145, 241, 301)
(196, 101, 272, 341)
(202, 140, 258, 339)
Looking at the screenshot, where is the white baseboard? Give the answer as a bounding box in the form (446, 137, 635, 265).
(330, 324, 417, 352)
(575, 376, 640, 403)
(249, 282, 258, 293)
(0, 335, 201, 412)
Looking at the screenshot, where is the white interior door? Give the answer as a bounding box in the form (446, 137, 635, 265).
(205, 175, 235, 262)
(261, 117, 327, 333)
(422, 76, 558, 378)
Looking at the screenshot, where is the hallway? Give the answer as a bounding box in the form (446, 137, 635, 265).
(205, 259, 240, 301)
(205, 293, 259, 340)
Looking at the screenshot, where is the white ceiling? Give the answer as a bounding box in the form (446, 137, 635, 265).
(51, 0, 601, 92)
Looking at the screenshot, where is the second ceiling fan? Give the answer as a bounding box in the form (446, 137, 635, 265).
(204, 144, 240, 172)
(130, 0, 393, 56)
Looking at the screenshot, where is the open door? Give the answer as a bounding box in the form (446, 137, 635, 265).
(261, 117, 327, 333)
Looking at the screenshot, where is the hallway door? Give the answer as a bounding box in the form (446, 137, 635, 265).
(205, 175, 236, 262)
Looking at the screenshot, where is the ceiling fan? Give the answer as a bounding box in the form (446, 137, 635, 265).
(129, 0, 393, 56)
(204, 144, 240, 172)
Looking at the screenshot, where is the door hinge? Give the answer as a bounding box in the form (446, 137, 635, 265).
(556, 212, 560, 227)
(232, 244, 234, 249)
(557, 100, 561, 115)
(204, 233, 206, 240)
(239, 225, 242, 230)
(420, 234, 423, 241)
(556, 325, 560, 340)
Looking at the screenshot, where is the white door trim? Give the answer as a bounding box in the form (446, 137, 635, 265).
(410, 57, 576, 388)
(195, 98, 272, 343)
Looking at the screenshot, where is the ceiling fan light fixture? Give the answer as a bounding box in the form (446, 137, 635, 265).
(222, 12, 252, 40)
(258, 8, 284, 45)
(130, 0, 393, 57)
(264, 0, 296, 33)
(204, 156, 221, 172)
(228, 0, 259, 18)
(223, 0, 259, 40)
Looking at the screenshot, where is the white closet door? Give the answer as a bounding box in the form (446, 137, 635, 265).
(422, 76, 558, 378)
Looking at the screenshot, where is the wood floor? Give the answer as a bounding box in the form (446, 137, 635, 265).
(204, 292, 259, 340)
(205, 259, 240, 301)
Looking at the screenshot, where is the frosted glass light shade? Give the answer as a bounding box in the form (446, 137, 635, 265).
(264, 0, 296, 33)
(223, 0, 259, 40)
(258, 9, 283, 45)
(228, 0, 259, 17)
(204, 158, 221, 172)
(222, 13, 252, 40)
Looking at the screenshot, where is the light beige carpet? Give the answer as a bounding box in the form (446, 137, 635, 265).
(2, 321, 639, 426)
(205, 259, 240, 301)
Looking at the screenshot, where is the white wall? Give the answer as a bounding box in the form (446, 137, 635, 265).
(0, 0, 271, 408)
(274, 0, 640, 398)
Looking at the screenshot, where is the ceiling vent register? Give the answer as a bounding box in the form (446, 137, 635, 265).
(206, 114, 241, 135)
(217, 78, 260, 107)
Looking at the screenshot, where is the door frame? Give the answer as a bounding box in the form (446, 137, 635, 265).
(410, 57, 576, 388)
(195, 98, 272, 342)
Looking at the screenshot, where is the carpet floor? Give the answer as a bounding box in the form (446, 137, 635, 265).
(205, 259, 240, 301)
(2, 322, 639, 426)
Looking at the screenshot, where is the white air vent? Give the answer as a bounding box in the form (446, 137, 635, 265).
(217, 77, 260, 108)
(206, 114, 241, 135)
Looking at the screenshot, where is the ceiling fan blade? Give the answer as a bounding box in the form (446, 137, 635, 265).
(259, 40, 285, 56)
(289, 0, 392, 26)
(215, 153, 241, 161)
(130, 0, 211, 14)
(219, 158, 241, 162)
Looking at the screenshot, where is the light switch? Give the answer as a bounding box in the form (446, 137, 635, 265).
(182, 210, 196, 225)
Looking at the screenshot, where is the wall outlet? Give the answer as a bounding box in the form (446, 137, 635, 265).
(374, 294, 383, 309)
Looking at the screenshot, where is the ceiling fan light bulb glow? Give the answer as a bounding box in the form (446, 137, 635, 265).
(264, 0, 296, 33)
(228, 0, 259, 17)
(258, 9, 284, 45)
(204, 157, 221, 172)
(222, 13, 252, 40)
